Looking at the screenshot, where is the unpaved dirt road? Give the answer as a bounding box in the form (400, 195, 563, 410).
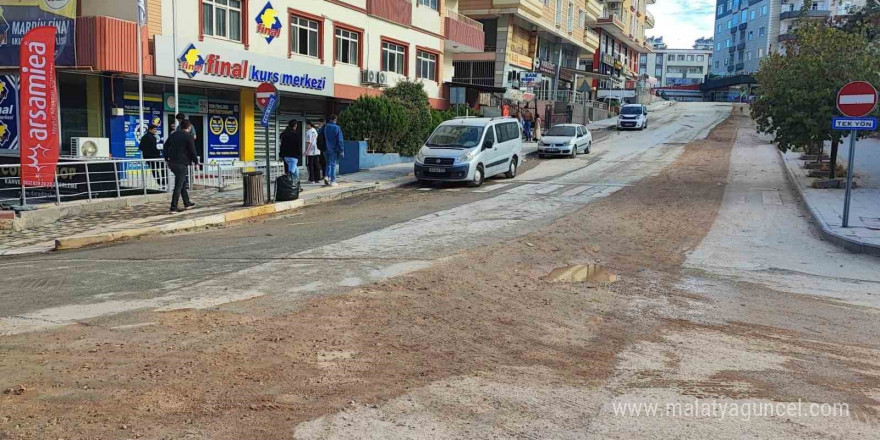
(1, 104, 879, 439)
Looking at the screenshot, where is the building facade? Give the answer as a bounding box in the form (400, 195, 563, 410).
(3, 0, 485, 164)
(454, 0, 607, 101)
(588, 0, 654, 90)
(640, 46, 711, 87)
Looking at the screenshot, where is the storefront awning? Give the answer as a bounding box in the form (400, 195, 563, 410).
(559, 67, 611, 81)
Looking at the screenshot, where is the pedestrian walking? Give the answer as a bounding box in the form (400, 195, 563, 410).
(523, 109, 533, 141)
(164, 120, 199, 213)
(535, 115, 543, 141)
(279, 120, 301, 181)
(138, 124, 166, 188)
(304, 121, 321, 183)
(322, 114, 344, 187)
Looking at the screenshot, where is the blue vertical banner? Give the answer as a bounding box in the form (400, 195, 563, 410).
(0, 74, 18, 150)
(0, 0, 77, 66)
(207, 102, 240, 159)
(118, 96, 164, 160)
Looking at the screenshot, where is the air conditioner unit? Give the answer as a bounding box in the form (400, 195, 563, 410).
(376, 71, 388, 85)
(71, 137, 110, 158)
(361, 69, 377, 84)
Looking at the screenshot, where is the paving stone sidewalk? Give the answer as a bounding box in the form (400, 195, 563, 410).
(0, 164, 416, 255)
(781, 150, 880, 254)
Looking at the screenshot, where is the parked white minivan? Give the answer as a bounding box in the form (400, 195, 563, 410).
(414, 118, 524, 187)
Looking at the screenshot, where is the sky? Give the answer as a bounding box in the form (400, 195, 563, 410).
(647, 0, 716, 49)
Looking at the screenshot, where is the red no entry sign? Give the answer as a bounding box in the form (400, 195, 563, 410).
(837, 81, 878, 117)
(256, 82, 278, 111)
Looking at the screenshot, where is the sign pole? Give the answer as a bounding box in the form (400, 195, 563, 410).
(265, 119, 271, 202)
(842, 130, 857, 228)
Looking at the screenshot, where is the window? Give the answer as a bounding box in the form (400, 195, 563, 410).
(727, 0, 732, 10)
(727, 19, 732, 29)
(291, 15, 320, 57)
(761, 5, 767, 15)
(687, 55, 694, 61)
(746, 51, 752, 61)
(655, 67, 662, 77)
(335, 27, 360, 66)
(726, 38, 731, 47)
(717, 5, 723, 15)
(382, 40, 407, 75)
(716, 42, 721, 51)
(724, 58, 728, 66)
(555, 0, 562, 26)
(417, 0, 438, 9)
(750, 9, 756, 20)
(697, 55, 705, 61)
(640, 54, 647, 63)
(715, 60, 720, 68)
(668, 54, 675, 61)
(717, 24, 722, 32)
(677, 54, 685, 61)
(741, 11, 747, 22)
(495, 122, 519, 143)
(579, 10, 585, 28)
(732, 15, 738, 26)
(416, 50, 437, 81)
(759, 26, 765, 37)
(567, 2, 574, 32)
(202, 0, 242, 42)
(759, 48, 764, 58)
(732, 0, 739, 8)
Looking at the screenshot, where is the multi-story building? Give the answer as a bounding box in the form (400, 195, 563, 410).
(639, 39, 711, 87)
(454, 0, 606, 101)
(23, 0, 485, 164)
(588, 0, 654, 91)
(708, 0, 864, 77)
(693, 37, 714, 50)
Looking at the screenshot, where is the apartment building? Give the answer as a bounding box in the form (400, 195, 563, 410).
(454, 0, 607, 100)
(708, 0, 864, 77)
(640, 43, 711, 87)
(588, 0, 654, 90)
(15, 0, 483, 164)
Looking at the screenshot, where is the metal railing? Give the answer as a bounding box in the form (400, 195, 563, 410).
(445, 8, 483, 31)
(0, 158, 284, 207)
(533, 90, 610, 110)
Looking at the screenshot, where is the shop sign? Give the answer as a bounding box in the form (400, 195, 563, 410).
(559, 69, 575, 82)
(601, 54, 614, 66)
(521, 72, 542, 84)
(507, 51, 533, 70)
(614, 60, 623, 70)
(0, 0, 77, 67)
(255, 2, 282, 44)
(121, 95, 164, 161)
(207, 102, 240, 158)
(155, 35, 335, 97)
(164, 93, 208, 114)
(534, 59, 557, 75)
(0, 75, 19, 150)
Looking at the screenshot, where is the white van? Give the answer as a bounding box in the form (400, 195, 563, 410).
(414, 117, 524, 187)
(617, 104, 648, 130)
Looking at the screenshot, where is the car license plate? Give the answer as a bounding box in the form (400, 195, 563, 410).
(429, 167, 445, 173)
(547, 149, 558, 153)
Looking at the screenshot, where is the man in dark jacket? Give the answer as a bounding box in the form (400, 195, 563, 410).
(165, 120, 199, 213)
(138, 124, 165, 188)
(322, 115, 345, 187)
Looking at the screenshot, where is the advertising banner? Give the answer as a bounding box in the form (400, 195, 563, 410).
(120, 96, 164, 161)
(0, 74, 18, 150)
(0, 0, 76, 67)
(207, 102, 240, 159)
(19, 26, 58, 187)
(163, 92, 209, 114)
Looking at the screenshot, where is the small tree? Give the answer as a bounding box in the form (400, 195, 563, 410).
(338, 95, 410, 153)
(385, 79, 433, 157)
(835, 0, 880, 43)
(752, 19, 880, 177)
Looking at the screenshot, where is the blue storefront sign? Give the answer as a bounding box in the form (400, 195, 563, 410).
(207, 102, 240, 158)
(0, 74, 19, 150)
(0, 0, 77, 66)
(115, 96, 164, 162)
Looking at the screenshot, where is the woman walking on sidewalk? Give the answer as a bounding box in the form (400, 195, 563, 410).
(304, 121, 321, 183)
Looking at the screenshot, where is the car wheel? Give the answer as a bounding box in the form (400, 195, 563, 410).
(586, 141, 592, 154)
(570, 145, 577, 159)
(468, 164, 485, 187)
(505, 157, 518, 178)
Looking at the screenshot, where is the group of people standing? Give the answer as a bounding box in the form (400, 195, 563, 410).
(279, 114, 345, 188)
(139, 113, 200, 214)
(516, 111, 542, 142)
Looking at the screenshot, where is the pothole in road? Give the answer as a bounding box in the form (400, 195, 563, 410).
(545, 264, 618, 283)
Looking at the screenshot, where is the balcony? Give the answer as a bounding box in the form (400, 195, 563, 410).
(738, 22, 747, 30)
(730, 27, 737, 34)
(780, 8, 831, 20)
(444, 9, 484, 53)
(584, 27, 600, 51)
(778, 32, 798, 42)
(728, 46, 736, 53)
(592, 14, 628, 41)
(645, 11, 655, 28)
(737, 42, 746, 50)
(736, 63, 745, 71)
(728, 65, 735, 72)
(367, 0, 412, 27)
(76, 16, 153, 75)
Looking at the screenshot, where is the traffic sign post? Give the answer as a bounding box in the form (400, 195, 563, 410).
(835, 81, 878, 228)
(257, 82, 279, 202)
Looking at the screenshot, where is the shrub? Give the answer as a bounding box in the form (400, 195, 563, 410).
(338, 95, 409, 153)
(385, 80, 433, 156)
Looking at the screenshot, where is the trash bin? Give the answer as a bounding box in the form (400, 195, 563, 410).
(242, 171, 265, 206)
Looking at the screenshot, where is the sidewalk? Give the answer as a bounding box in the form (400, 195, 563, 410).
(0, 164, 416, 256)
(780, 150, 880, 255)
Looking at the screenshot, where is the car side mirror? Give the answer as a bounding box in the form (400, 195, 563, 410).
(483, 140, 494, 150)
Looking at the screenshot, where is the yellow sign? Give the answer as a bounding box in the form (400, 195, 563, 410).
(0, 0, 77, 19)
(507, 51, 533, 70)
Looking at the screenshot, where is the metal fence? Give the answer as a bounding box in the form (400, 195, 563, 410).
(534, 90, 610, 110)
(0, 158, 284, 207)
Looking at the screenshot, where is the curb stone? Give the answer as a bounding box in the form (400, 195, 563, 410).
(53, 181, 407, 252)
(777, 149, 880, 256)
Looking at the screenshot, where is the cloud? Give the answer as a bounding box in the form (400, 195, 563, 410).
(647, 0, 716, 48)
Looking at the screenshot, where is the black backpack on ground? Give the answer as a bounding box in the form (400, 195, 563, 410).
(275, 174, 300, 202)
